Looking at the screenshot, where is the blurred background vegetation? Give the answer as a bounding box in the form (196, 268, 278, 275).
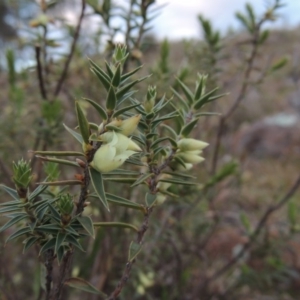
(1, 0, 300, 299)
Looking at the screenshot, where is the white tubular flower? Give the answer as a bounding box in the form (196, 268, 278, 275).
(177, 138, 209, 152)
(90, 131, 141, 173)
(176, 152, 205, 164)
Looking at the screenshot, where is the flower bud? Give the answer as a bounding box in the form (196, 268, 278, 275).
(176, 152, 205, 164)
(157, 174, 172, 192)
(156, 193, 167, 205)
(119, 114, 141, 136)
(177, 138, 209, 152)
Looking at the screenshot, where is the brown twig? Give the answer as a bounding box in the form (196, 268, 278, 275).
(45, 249, 55, 300)
(210, 18, 264, 175)
(197, 174, 300, 296)
(54, 0, 86, 97)
(35, 45, 48, 100)
(106, 149, 175, 300)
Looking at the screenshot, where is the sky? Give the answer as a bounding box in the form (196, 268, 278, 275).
(152, 0, 300, 40)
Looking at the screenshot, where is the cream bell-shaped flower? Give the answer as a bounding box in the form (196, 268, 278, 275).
(177, 138, 209, 152)
(176, 152, 205, 164)
(90, 131, 141, 173)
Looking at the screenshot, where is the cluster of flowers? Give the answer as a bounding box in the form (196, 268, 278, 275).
(90, 115, 141, 173)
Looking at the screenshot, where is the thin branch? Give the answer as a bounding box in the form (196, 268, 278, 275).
(197, 174, 300, 295)
(35, 45, 48, 100)
(106, 149, 175, 300)
(54, 0, 86, 97)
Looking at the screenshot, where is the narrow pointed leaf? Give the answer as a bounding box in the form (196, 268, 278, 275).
(40, 238, 56, 255)
(180, 119, 199, 137)
(106, 193, 144, 211)
(82, 98, 108, 120)
(170, 87, 189, 112)
(63, 124, 83, 144)
(103, 177, 137, 184)
(106, 86, 117, 111)
(75, 101, 90, 144)
(112, 63, 121, 87)
(77, 216, 95, 238)
(6, 226, 31, 243)
(36, 156, 80, 168)
(193, 87, 219, 110)
(105, 61, 114, 79)
(131, 173, 153, 187)
(89, 168, 109, 211)
(36, 180, 82, 186)
(0, 185, 19, 201)
(161, 124, 178, 139)
(0, 214, 28, 233)
(150, 137, 170, 149)
(159, 178, 198, 186)
(65, 277, 106, 296)
(93, 222, 138, 232)
(128, 241, 142, 262)
(112, 103, 142, 118)
(176, 78, 194, 105)
(55, 232, 67, 254)
(0, 206, 22, 214)
(31, 150, 84, 157)
(23, 236, 39, 253)
(116, 75, 150, 99)
(194, 75, 207, 101)
(65, 235, 85, 252)
(121, 65, 143, 82)
(145, 193, 157, 207)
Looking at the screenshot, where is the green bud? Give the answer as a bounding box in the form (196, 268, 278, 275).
(144, 86, 156, 113)
(176, 152, 205, 164)
(12, 159, 32, 190)
(113, 44, 128, 64)
(57, 194, 74, 224)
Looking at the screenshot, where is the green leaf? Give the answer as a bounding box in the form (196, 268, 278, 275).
(125, 157, 144, 166)
(28, 181, 48, 201)
(63, 124, 83, 144)
(65, 277, 106, 296)
(194, 74, 207, 101)
(103, 177, 137, 184)
(0, 214, 28, 233)
(36, 223, 61, 232)
(176, 78, 194, 105)
(105, 61, 114, 79)
(75, 101, 90, 144)
(164, 171, 196, 179)
(82, 98, 108, 120)
(161, 124, 178, 139)
(57, 245, 65, 264)
(102, 169, 140, 176)
(40, 238, 56, 255)
(128, 241, 142, 262)
(106, 85, 117, 111)
(36, 156, 80, 168)
(131, 173, 153, 187)
(0, 206, 22, 214)
(55, 232, 67, 254)
(170, 87, 189, 112)
(0, 184, 19, 201)
(6, 226, 31, 243)
(180, 119, 199, 137)
(159, 178, 198, 186)
(116, 75, 150, 100)
(105, 193, 144, 211)
(240, 212, 251, 234)
(89, 168, 109, 211)
(112, 103, 142, 118)
(36, 180, 82, 186)
(48, 204, 61, 222)
(150, 137, 170, 149)
(193, 87, 219, 110)
(112, 63, 121, 87)
(121, 65, 143, 82)
(145, 193, 157, 207)
(0, 200, 22, 207)
(23, 236, 39, 253)
(151, 111, 179, 127)
(64, 235, 85, 252)
(93, 222, 138, 232)
(31, 150, 84, 157)
(77, 216, 95, 238)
